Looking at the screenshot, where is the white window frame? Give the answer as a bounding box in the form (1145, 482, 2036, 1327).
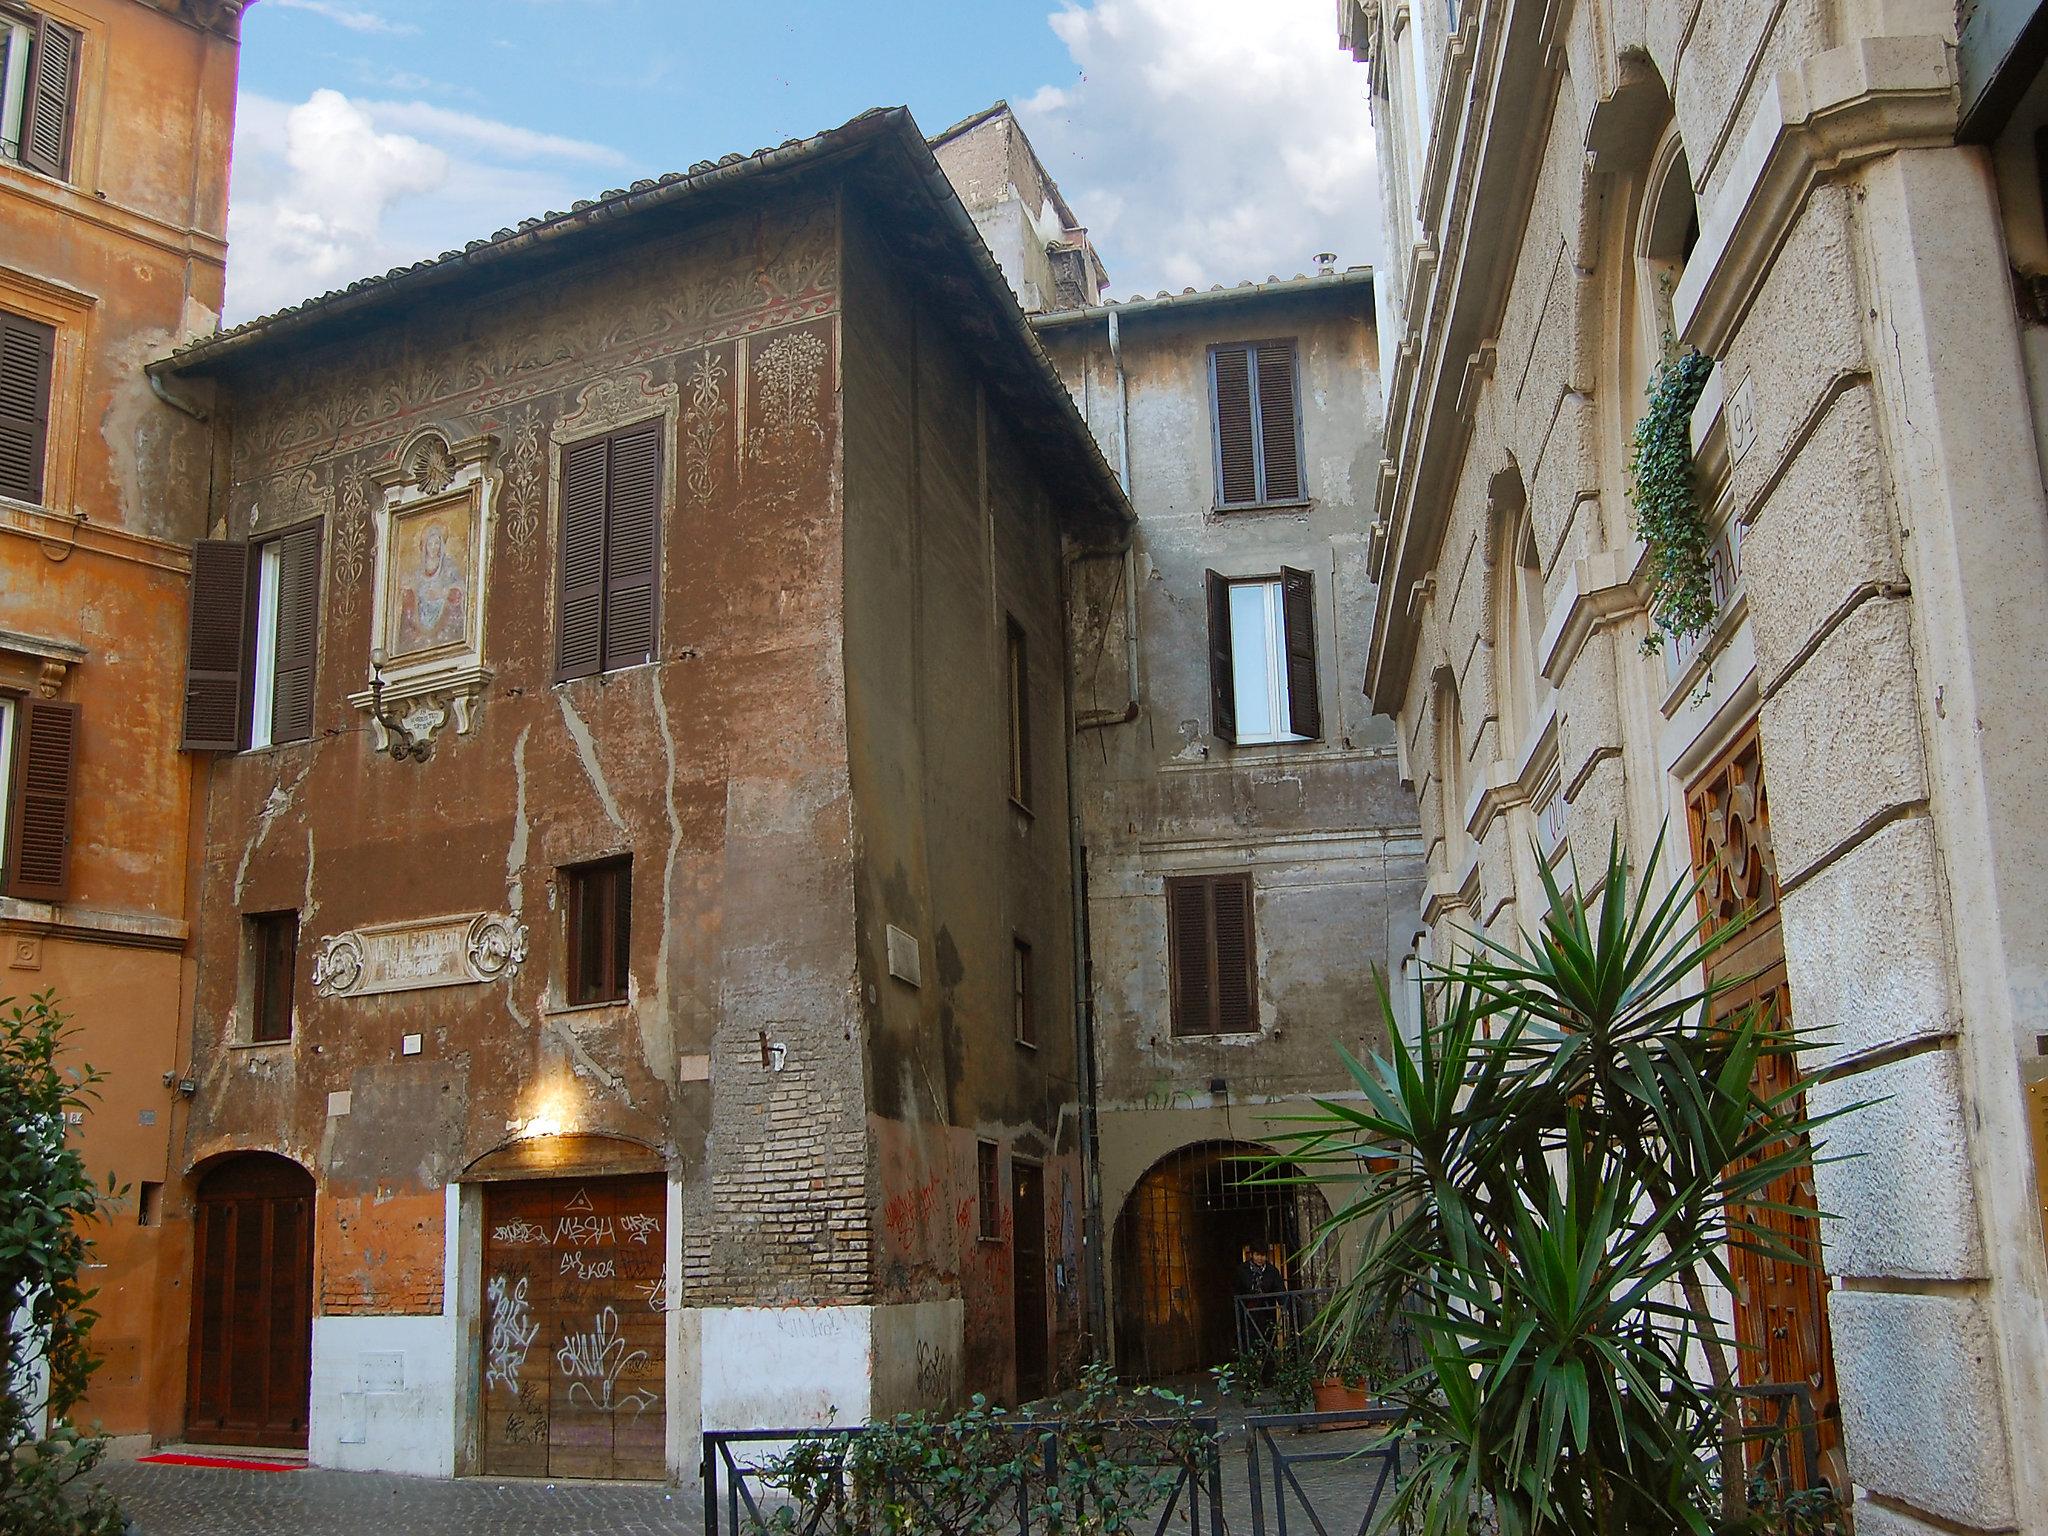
(248, 539, 283, 750)
(1226, 579, 1307, 745)
(0, 16, 31, 166)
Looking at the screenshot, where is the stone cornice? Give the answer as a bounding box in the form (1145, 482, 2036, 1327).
(1673, 34, 1961, 356)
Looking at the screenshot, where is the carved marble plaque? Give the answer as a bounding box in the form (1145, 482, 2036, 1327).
(312, 912, 528, 998)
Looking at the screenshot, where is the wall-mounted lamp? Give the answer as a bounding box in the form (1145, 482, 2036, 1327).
(368, 648, 431, 762)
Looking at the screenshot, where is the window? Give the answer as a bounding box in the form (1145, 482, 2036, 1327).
(564, 856, 631, 1005)
(976, 1139, 1001, 1241)
(1209, 340, 1303, 508)
(0, 689, 77, 902)
(1203, 568, 1321, 745)
(0, 308, 53, 504)
(0, 10, 77, 179)
(1166, 873, 1256, 1036)
(1012, 936, 1035, 1048)
(1006, 616, 1031, 809)
(247, 911, 298, 1044)
(181, 522, 324, 752)
(557, 420, 662, 680)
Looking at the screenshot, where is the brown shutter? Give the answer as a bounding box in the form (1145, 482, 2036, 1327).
(270, 520, 323, 744)
(0, 311, 54, 505)
(1211, 345, 1257, 506)
(1167, 878, 1214, 1037)
(1279, 565, 1322, 740)
(182, 539, 251, 752)
(1211, 874, 1256, 1033)
(557, 436, 608, 679)
(1255, 342, 1302, 502)
(1205, 569, 1236, 743)
(601, 422, 660, 673)
(6, 698, 79, 902)
(21, 17, 78, 179)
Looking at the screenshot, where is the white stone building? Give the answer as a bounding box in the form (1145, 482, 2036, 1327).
(1341, 0, 2048, 1531)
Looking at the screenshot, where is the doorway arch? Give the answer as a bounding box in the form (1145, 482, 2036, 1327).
(1111, 1141, 1332, 1380)
(186, 1153, 315, 1448)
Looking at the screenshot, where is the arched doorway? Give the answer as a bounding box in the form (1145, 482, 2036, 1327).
(1112, 1141, 1332, 1380)
(186, 1153, 314, 1448)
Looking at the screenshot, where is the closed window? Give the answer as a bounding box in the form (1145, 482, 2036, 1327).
(1204, 567, 1321, 745)
(1167, 872, 1256, 1037)
(1012, 936, 1035, 1048)
(1006, 616, 1031, 809)
(1209, 340, 1303, 508)
(247, 910, 298, 1044)
(0, 10, 78, 179)
(557, 421, 662, 680)
(565, 856, 631, 1006)
(0, 308, 54, 504)
(180, 522, 324, 753)
(0, 689, 77, 902)
(976, 1139, 1001, 1241)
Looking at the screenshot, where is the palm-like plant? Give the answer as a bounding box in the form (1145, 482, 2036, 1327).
(1275, 833, 1853, 1536)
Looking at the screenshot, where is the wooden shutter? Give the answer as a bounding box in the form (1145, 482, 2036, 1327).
(556, 436, 608, 679)
(269, 521, 322, 744)
(0, 311, 54, 505)
(21, 16, 78, 180)
(1168, 874, 1258, 1036)
(1211, 345, 1258, 506)
(1167, 878, 1214, 1037)
(601, 423, 660, 672)
(1255, 343, 1303, 502)
(1211, 875, 1255, 1033)
(1204, 569, 1236, 743)
(6, 698, 78, 901)
(1279, 565, 1321, 740)
(183, 539, 251, 752)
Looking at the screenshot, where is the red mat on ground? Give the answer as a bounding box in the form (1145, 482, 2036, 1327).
(136, 1453, 304, 1472)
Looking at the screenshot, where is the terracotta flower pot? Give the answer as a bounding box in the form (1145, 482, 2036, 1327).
(1310, 1377, 1372, 1429)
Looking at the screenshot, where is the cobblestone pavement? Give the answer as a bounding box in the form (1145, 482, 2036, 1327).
(96, 1456, 701, 1536)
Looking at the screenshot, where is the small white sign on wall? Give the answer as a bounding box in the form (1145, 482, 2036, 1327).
(1727, 374, 1758, 468)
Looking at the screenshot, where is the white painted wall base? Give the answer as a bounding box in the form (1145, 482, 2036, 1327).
(308, 1314, 460, 1476)
(698, 1300, 963, 1431)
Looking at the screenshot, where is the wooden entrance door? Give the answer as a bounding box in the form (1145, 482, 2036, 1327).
(480, 1174, 666, 1480)
(1011, 1161, 1049, 1402)
(1685, 724, 1842, 1479)
(187, 1155, 314, 1448)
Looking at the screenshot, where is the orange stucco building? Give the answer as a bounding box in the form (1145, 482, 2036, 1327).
(0, 0, 245, 1440)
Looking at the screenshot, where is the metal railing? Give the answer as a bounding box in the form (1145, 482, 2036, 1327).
(1232, 1287, 1332, 1357)
(702, 1418, 1225, 1536)
(1243, 1406, 1404, 1536)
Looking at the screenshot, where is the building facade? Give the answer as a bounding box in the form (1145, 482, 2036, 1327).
(1343, 0, 2048, 1530)
(0, 0, 246, 1441)
(151, 108, 1130, 1480)
(1035, 280, 1423, 1380)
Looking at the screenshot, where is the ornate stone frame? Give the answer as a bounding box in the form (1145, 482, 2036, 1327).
(346, 427, 498, 750)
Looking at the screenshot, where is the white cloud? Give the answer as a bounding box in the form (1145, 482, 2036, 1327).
(1016, 0, 1380, 299)
(270, 0, 417, 36)
(223, 89, 627, 323)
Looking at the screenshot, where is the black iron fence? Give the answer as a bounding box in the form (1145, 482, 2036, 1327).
(702, 1418, 1226, 1536)
(1243, 1407, 1405, 1536)
(1232, 1288, 1330, 1357)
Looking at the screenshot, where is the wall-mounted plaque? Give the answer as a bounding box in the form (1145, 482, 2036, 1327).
(311, 912, 528, 999)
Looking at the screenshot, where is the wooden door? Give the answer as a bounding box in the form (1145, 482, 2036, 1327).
(1686, 724, 1842, 1480)
(1011, 1161, 1049, 1403)
(481, 1175, 666, 1480)
(187, 1155, 314, 1448)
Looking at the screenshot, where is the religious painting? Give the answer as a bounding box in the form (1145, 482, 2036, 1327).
(384, 493, 476, 663)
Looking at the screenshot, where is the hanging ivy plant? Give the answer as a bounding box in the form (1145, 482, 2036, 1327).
(1626, 344, 1716, 653)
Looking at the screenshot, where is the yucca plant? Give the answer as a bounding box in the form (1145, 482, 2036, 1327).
(1274, 833, 1855, 1536)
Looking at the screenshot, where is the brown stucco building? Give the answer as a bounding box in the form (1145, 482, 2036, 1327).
(151, 107, 1130, 1480)
(0, 0, 245, 1441)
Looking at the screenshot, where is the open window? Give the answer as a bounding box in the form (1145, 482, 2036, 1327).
(0, 10, 78, 180)
(181, 522, 324, 753)
(1204, 567, 1321, 744)
(0, 688, 76, 901)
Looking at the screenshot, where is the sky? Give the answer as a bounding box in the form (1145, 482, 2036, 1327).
(224, 0, 1382, 324)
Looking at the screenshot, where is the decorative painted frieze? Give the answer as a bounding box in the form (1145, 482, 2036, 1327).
(311, 912, 529, 998)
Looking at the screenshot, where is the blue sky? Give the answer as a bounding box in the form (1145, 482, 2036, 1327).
(225, 0, 1381, 323)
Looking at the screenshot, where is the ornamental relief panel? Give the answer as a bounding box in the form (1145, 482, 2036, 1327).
(228, 200, 837, 489)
